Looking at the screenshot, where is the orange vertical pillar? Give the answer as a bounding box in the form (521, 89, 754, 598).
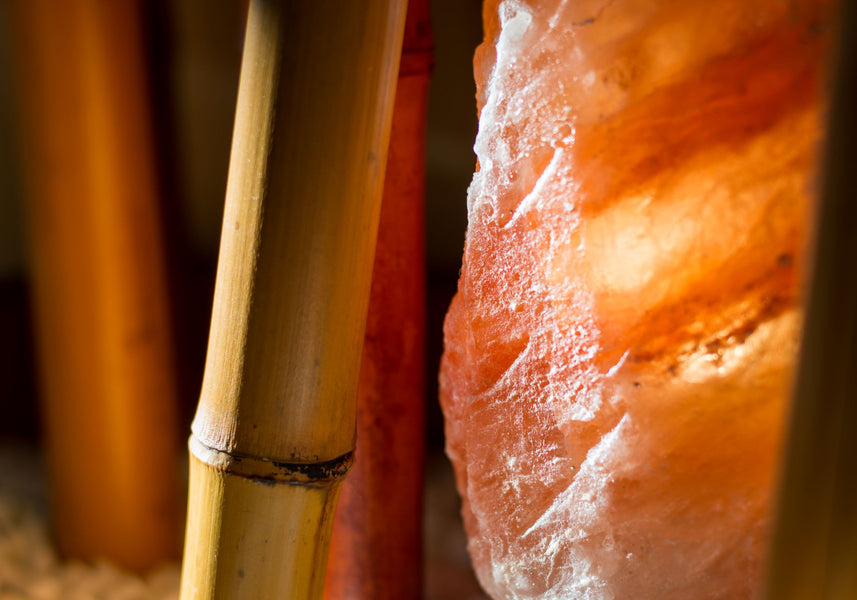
(324, 0, 433, 598)
(11, 0, 180, 570)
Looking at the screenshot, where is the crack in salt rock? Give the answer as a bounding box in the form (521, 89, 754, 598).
(503, 146, 562, 229)
(494, 418, 631, 600)
(522, 413, 629, 540)
(605, 350, 630, 378)
(471, 333, 535, 400)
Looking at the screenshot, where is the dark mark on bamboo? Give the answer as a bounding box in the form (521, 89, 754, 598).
(188, 435, 353, 486)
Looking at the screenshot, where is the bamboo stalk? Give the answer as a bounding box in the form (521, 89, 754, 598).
(323, 1, 431, 597)
(764, 0, 857, 597)
(10, 0, 180, 570)
(179, 1, 407, 598)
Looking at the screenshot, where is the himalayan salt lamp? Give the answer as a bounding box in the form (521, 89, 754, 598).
(439, 0, 835, 598)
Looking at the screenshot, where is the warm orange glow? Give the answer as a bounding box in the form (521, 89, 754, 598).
(12, 0, 180, 570)
(440, 0, 835, 597)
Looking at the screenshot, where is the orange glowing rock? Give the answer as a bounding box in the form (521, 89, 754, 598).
(439, 1, 834, 598)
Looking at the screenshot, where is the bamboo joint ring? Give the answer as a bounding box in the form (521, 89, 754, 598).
(189, 436, 354, 487)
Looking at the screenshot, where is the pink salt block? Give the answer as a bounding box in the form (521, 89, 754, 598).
(439, 0, 835, 598)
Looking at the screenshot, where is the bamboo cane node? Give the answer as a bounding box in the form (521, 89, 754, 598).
(188, 435, 353, 487)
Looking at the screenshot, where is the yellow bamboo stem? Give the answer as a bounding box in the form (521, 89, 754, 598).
(764, 1, 857, 597)
(10, 0, 180, 570)
(179, 1, 407, 598)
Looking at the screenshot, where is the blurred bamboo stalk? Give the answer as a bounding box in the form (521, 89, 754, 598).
(179, 1, 407, 598)
(10, 0, 181, 570)
(323, 0, 431, 597)
(764, 0, 857, 597)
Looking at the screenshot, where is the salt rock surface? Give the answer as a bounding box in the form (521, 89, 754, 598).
(439, 1, 833, 598)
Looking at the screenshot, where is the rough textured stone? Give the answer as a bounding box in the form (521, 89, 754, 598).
(439, 1, 834, 598)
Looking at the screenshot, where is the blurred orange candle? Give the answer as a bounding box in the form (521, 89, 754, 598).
(11, 0, 180, 570)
